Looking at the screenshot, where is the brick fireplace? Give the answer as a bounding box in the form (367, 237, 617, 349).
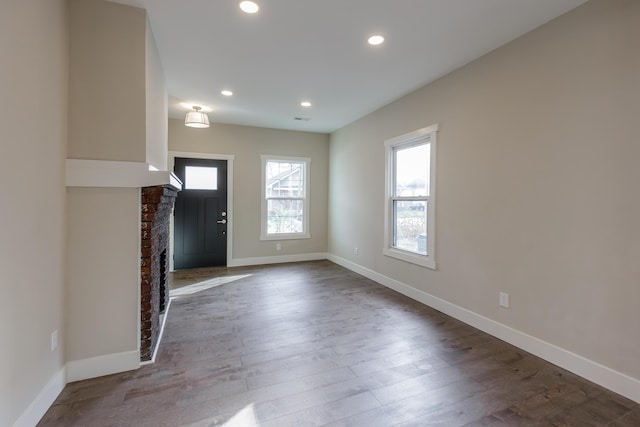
(140, 185, 178, 361)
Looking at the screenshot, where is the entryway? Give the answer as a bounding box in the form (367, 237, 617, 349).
(173, 157, 229, 269)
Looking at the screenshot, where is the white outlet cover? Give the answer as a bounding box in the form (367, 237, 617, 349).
(51, 330, 58, 352)
(499, 292, 509, 308)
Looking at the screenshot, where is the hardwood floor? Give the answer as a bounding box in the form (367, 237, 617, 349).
(39, 260, 640, 426)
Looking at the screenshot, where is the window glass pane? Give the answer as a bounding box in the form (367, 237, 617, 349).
(266, 161, 304, 197)
(393, 200, 427, 255)
(267, 199, 304, 234)
(394, 143, 430, 197)
(185, 166, 218, 190)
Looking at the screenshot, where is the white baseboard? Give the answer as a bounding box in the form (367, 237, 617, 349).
(13, 367, 66, 427)
(66, 350, 140, 383)
(228, 252, 328, 267)
(327, 254, 640, 404)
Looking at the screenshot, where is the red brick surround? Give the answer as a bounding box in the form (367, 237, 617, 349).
(140, 185, 177, 361)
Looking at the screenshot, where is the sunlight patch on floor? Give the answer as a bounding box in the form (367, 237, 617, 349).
(221, 403, 260, 427)
(169, 274, 253, 298)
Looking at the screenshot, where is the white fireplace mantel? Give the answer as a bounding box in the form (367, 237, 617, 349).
(66, 159, 182, 190)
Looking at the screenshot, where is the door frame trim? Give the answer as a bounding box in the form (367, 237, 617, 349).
(168, 151, 235, 270)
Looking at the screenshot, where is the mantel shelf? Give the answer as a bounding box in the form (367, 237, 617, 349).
(66, 159, 182, 190)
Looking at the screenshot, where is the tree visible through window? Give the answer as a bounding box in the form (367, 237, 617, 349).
(261, 155, 311, 240)
(384, 125, 437, 269)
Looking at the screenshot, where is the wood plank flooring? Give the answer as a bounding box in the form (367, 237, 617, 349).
(39, 260, 640, 426)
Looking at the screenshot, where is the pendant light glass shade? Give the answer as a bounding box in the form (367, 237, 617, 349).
(238, 0, 259, 14)
(185, 106, 210, 128)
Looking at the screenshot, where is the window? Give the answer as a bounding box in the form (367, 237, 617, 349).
(384, 124, 438, 269)
(184, 166, 218, 190)
(261, 155, 311, 240)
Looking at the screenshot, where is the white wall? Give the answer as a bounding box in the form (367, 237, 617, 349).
(65, 188, 141, 369)
(330, 0, 639, 386)
(146, 20, 168, 171)
(0, 1, 68, 425)
(64, 0, 168, 382)
(169, 120, 329, 261)
(68, 0, 147, 162)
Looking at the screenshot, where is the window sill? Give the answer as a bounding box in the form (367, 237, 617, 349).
(383, 247, 436, 270)
(260, 232, 311, 241)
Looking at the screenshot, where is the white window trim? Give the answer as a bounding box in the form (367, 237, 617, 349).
(383, 124, 438, 270)
(260, 154, 311, 241)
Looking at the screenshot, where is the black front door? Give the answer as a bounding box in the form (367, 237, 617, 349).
(173, 157, 227, 269)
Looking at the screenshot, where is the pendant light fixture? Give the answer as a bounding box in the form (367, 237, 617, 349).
(184, 106, 210, 128)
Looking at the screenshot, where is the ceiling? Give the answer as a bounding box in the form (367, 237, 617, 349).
(108, 0, 587, 133)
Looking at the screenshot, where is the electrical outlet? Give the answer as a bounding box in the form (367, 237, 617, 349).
(275, 243, 281, 251)
(499, 292, 509, 308)
(51, 330, 58, 352)
(354, 247, 359, 256)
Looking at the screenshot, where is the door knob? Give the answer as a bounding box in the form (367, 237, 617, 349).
(217, 219, 227, 224)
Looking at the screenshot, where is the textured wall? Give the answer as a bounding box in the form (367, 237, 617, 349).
(140, 186, 177, 360)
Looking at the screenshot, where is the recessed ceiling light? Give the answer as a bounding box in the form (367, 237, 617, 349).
(300, 101, 312, 108)
(368, 35, 385, 46)
(238, 0, 259, 14)
(221, 90, 233, 96)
